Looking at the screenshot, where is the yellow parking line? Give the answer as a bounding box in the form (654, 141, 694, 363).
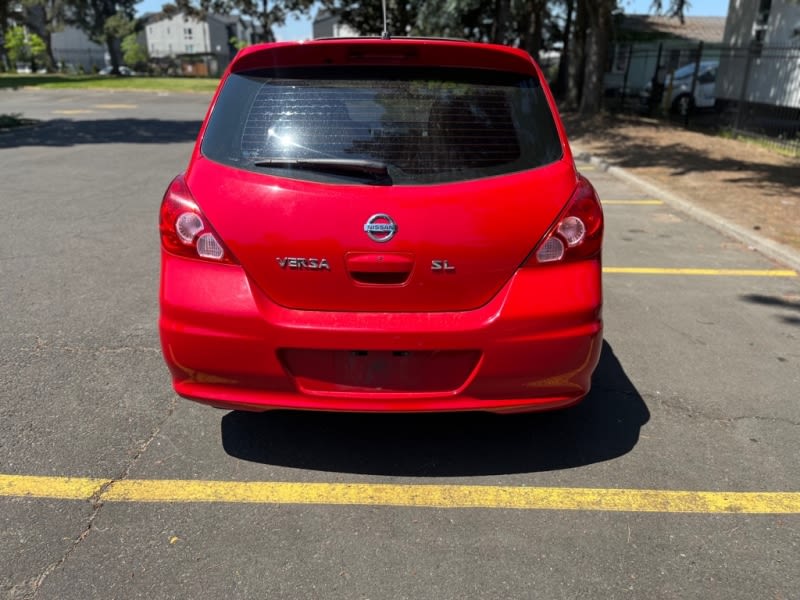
(604, 267, 797, 277)
(0, 474, 106, 500)
(51, 109, 94, 115)
(93, 103, 138, 109)
(602, 200, 664, 205)
(1, 474, 798, 514)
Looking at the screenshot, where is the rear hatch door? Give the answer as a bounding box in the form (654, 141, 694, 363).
(192, 42, 574, 312)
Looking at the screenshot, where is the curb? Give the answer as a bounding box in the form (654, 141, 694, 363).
(573, 148, 800, 273)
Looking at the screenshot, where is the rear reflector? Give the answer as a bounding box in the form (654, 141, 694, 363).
(536, 237, 566, 263)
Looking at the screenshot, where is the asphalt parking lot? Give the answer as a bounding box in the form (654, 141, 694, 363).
(1, 89, 798, 599)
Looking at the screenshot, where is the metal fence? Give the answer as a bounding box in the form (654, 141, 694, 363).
(605, 42, 800, 156)
(51, 47, 107, 73)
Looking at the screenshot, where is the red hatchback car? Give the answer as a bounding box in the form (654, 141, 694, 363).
(159, 38, 603, 414)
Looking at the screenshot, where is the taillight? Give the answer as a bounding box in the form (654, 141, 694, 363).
(159, 175, 238, 264)
(526, 176, 603, 266)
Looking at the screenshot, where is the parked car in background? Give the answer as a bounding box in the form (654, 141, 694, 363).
(99, 65, 135, 76)
(158, 38, 604, 414)
(640, 60, 718, 116)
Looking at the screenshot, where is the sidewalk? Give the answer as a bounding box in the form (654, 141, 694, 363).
(562, 113, 800, 269)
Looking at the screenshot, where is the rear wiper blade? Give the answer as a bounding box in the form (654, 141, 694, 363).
(252, 157, 391, 178)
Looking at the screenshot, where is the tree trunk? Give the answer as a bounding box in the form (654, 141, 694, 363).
(521, 0, 545, 64)
(492, 0, 510, 45)
(0, 0, 6, 70)
(578, 0, 613, 116)
(106, 35, 121, 74)
(553, 0, 574, 98)
(25, 4, 56, 70)
(261, 0, 275, 42)
(42, 30, 56, 71)
(565, 0, 586, 110)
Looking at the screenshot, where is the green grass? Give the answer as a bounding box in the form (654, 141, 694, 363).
(719, 128, 800, 159)
(0, 74, 219, 93)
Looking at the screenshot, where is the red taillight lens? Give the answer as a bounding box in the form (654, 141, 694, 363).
(527, 177, 603, 266)
(159, 175, 238, 264)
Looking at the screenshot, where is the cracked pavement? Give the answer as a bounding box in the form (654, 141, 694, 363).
(1, 89, 798, 599)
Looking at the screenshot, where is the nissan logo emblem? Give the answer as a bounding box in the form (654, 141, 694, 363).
(364, 213, 397, 243)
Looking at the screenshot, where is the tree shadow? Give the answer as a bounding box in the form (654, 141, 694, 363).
(740, 293, 800, 327)
(220, 341, 650, 476)
(0, 118, 202, 148)
(0, 75, 110, 89)
(561, 113, 799, 198)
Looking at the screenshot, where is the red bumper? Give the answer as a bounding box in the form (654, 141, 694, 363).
(159, 254, 602, 413)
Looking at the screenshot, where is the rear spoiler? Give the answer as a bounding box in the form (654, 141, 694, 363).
(229, 38, 538, 75)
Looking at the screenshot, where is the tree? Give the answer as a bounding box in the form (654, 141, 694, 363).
(67, 0, 137, 74)
(565, 0, 587, 109)
(0, 0, 65, 71)
(229, 35, 249, 50)
(4, 24, 47, 70)
(17, 0, 68, 71)
(318, 0, 694, 118)
(515, 0, 549, 61)
(323, 0, 422, 37)
(650, 0, 689, 23)
(578, 0, 614, 115)
(552, 0, 575, 98)
(172, 0, 313, 44)
(121, 31, 147, 69)
(0, 0, 10, 70)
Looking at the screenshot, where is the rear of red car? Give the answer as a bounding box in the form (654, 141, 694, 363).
(159, 38, 603, 413)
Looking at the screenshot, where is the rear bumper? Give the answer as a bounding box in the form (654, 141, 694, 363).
(159, 254, 602, 413)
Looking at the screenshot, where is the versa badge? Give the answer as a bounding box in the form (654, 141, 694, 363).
(277, 257, 331, 270)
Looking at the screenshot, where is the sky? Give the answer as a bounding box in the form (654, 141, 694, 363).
(135, 0, 731, 43)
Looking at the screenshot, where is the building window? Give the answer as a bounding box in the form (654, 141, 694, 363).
(186, 44, 193, 53)
(753, 0, 772, 45)
(184, 27, 193, 38)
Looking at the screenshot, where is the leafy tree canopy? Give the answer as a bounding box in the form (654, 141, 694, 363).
(4, 24, 47, 66)
(170, 0, 314, 42)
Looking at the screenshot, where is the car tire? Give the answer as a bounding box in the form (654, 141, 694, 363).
(672, 94, 693, 117)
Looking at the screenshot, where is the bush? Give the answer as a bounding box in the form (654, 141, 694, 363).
(4, 26, 46, 71)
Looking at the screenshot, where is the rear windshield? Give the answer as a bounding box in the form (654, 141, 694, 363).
(201, 66, 563, 185)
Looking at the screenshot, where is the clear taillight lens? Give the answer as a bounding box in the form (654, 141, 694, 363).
(528, 176, 603, 265)
(159, 175, 238, 264)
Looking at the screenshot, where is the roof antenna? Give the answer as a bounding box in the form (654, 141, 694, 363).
(381, 0, 391, 39)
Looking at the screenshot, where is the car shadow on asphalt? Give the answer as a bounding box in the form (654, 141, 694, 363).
(0, 118, 202, 147)
(220, 341, 650, 476)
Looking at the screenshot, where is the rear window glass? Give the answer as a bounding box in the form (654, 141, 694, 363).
(201, 66, 563, 185)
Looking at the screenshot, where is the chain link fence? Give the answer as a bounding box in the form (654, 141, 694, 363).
(605, 41, 800, 156)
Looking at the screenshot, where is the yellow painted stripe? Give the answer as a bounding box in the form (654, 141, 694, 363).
(1, 475, 799, 514)
(0, 474, 106, 500)
(602, 200, 664, 205)
(604, 267, 797, 277)
(51, 109, 94, 115)
(93, 103, 138, 109)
